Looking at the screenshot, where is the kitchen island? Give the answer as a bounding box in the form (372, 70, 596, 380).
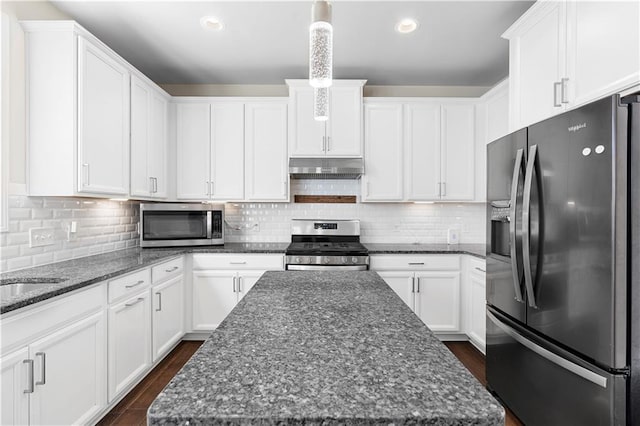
(148, 271, 503, 425)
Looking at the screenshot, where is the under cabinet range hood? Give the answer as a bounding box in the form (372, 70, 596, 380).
(289, 158, 364, 179)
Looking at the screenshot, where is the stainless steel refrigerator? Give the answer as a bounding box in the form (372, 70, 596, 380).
(486, 93, 640, 425)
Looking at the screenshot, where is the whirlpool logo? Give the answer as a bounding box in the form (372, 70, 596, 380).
(568, 122, 587, 132)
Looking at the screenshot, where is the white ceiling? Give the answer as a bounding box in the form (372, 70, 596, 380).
(51, 0, 534, 86)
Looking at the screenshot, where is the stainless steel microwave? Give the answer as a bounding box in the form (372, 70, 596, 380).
(140, 203, 224, 247)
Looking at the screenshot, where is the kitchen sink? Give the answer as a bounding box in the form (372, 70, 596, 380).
(0, 278, 67, 299)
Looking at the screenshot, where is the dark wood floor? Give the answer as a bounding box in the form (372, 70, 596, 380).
(99, 340, 521, 425)
(444, 342, 523, 426)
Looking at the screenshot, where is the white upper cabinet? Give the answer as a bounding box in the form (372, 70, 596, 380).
(23, 22, 131, 197)
(364, 99, 475, 202)
(176, 103, 211, 200)
(362, 102, 404, 201)
(130, 74, 169, 199)
(504, 0, 640, 130)
(286, 80, 365, 157)
(245, 101, 289, 201)
(210, 103, 245, 200)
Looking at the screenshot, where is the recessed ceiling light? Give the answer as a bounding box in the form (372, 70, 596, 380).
(200, 16, 224, 31)
(396, 18, 418, 34)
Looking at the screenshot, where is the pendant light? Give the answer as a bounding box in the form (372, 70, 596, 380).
(309, 1, 332, 88)
(313, 87, 329, 121)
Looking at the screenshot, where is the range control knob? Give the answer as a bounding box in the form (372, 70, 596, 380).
(324, 257, 331, 264)
(294, 257, 300, 263)
(351, 257, 359, 263)
(341, 256, 348, 264)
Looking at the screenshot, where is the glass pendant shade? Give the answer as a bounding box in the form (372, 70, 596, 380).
(309, 1, 333, 88)
(314, 87, 329, 121)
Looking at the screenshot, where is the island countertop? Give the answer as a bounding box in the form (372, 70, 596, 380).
(147, 271, 503, 425)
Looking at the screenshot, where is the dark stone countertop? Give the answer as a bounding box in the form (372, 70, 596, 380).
(365, 243, 486, 259)
(147, 271, 503, 425)
(0, 243, 288, 315)
(0, 242, 484, 315)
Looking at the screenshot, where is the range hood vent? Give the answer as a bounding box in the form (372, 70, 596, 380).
(289, 157, 364, 180)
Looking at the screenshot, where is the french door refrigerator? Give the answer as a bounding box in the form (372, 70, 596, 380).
(486, 93, 639, 425)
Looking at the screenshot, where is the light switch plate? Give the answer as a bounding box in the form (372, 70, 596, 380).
(447, 228, 460, 245)
(29, 227, 55, 248)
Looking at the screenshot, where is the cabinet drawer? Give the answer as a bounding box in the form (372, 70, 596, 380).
(1, 284, 105, 352)
(192, 254, 284, 270)
(467, 256, 486, 277)
(152, 257, 184, 284)
(108, 269, 151, 303)
(370, 254, 460, 271)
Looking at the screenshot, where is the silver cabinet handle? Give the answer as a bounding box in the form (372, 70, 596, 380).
(475, 267, 486, 273)
(210, 181, 214, 196)
(232, 276, 237, 293)
(561, 77, 569, 104)
(205, 181, 210, 196)
(411, 276, 415, 293)
(416, 277, 421, 293)
(125, 280, 145, 289)
(238, 276, 243, 293)
(553, 81, 562, 107)
(149, 176, 154, 194)
(321, 136, 326, 152)
(408, 262, 425, 266)
(165, 266, 179, 273)
(327, 136, 331, 151)
(155, 292, 162, 312)
(229, 261, 247, 265)
(35, 352, 46, 386)
(125, 297, 145, 307)
(153, 177, 158, 193)
(509, 148, 525, 303)
(441, 182, 446, 197)
(23, 359, 34, 394)
(82, 163, 90, 187)
(437, 182, 441, 196)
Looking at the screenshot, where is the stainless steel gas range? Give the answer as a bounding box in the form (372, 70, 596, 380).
(284, 219, 369, 271)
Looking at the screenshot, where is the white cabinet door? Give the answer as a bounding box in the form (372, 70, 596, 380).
(377, 271, 415, 311)
(244, 102, 289, 201)
(29, 311, 106, 426)
(441, 104, 475, 201)
(130, 75, 152, 197)
(192, 271, 238, 330)
(405, 103, 441, 201)
(108, 291, 151, 401)
(1, 347, 29, 426)
(147, 89, 168, 198)
(211, 103, 245, 200)
(507, 1, 567, 130)
(414, 271, 461, 332)
(237, 270, 264, 302)
(362, 103, 403, 201)
(289, 87, 326, 156)
(77, 36, 129, 195)
(152, 275, 184, 362)
(176, 103, 211, 200)
(326, 86, 362, 156)
(468, 270, 487, 353)
(567, 1, 640, 107)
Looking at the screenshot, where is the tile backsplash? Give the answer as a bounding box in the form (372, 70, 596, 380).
(1, 195, 139, 272)
(1, 181, 487, 272)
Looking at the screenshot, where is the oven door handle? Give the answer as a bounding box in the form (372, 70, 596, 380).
(287, 265, 368, 271)
(206, 211, 213, 239)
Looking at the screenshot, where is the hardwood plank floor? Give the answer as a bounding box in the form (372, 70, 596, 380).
(444, 342, 523, 426)
(100, 340, 521, 425)
(98, 341, 203, 426)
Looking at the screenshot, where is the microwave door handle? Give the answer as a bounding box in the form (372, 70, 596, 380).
(509, 148, 525, 303)
(523, 145, 538, 308)
(206, 211, 213, 239)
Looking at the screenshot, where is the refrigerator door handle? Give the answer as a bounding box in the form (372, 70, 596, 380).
(522, 144, 538, 308)
(487, 311, 608, 388)
(509, 148, 525, 303)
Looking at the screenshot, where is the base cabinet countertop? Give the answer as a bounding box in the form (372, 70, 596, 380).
(147, 271, 503, 425)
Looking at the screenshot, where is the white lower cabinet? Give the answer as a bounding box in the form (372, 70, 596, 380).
(108, 290, 151, 401)
(152, 275, 185, 362)
(465, 257, 487, 353)
(372, 255, 462, 335)
(0, 284, 107, 426)
(191, 254, 284, 331)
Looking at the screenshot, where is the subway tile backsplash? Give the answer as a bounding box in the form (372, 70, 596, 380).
(1, 195, 139, 272)
(1, 180, 486, 272)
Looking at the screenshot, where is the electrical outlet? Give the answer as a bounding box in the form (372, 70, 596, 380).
(29, 227, 55, 248)
(447, 228, 460, 245)
(66, 221, 78, 241)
